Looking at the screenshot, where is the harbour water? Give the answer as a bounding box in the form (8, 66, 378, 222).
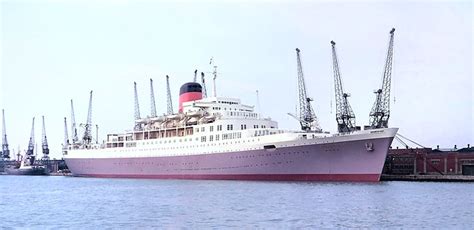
(1, 176, 473, 228)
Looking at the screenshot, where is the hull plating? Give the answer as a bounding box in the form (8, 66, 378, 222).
(65, 137, 394, 182)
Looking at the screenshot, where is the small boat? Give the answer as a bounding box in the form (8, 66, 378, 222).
(5, 154, 49, 176)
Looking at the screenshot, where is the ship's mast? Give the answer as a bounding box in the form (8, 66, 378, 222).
(201, 72, 207, 98)
(150, 78, 157, 117)
(210, 58, 218, 97)
(2, 109, 10, 159)
(369, 28, 395, 129)
(193, 69, 198, 82)
(295, 48, 321, 132)
(166, 75, 174, 115)
(41, 116, 49, 160)
(331, 41, 356, 133)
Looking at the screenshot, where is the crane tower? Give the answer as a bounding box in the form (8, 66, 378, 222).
(82, 90, 93, 145)
(150, 78, 157, 117)
(134, 82, 141, 130)
(41, 116, 49, 159)
(331, 41, 357, 133)
(166, 75, 174, 115)
(70, 100, 79, 144)
(369, 28, 395, 129)
(26, 117, 35, 156)
(295, 48, 321, 132)
(2, 109, 10, 159)
(63, 117, 69, 154)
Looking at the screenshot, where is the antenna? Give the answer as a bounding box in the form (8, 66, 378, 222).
(193, 69, 198, 82)
(150, 78, 157, 117)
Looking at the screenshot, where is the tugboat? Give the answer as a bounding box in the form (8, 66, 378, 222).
(5, 117, 49, 176)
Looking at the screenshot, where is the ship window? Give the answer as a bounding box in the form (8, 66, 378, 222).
(201, 127, 205, 132)
(216, 134, 220, 141)
(196, 128, 199, 133)
(227, 124, 233, 131)
(254, 125, 258, 129)
(209, 135, 213, 142)
(201, 136, 206, 142)
(210, 126, 214, 132)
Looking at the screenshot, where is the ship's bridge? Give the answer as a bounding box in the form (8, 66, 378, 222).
(182, 96, 258, 119)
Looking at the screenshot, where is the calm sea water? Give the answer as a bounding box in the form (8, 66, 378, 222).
(1, 176, 473, 229)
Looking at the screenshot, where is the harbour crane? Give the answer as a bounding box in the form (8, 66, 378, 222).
(41, 116, 49, 159)
(82, 90, 93, 145)
(26, 117, 35, 157)
(369, 28, 395, 129)
(293, 48, 321, 132)
(63, 117, 69, 154)
(2, 109, 10, 159)
(166, 75, 174, 115)
(70, 100, 79, 144)
(331, 41, 357, 133)
(150, 78, 157, 117)
(134, 82, 141, 130)
(201, 72, 208, 98)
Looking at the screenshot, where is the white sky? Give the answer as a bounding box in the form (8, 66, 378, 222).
(1, 0, 473, 159)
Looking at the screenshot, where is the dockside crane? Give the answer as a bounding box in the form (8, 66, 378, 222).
(294, 48, 321, 132)
(26, 117, 35, 158)
(150, 78, 157, 117)
(201, 72, 208, 98)
(331, 41, 357, 133)
(70, 100, 79, 145)
(369, 28, 395, 129)
(134, 82, 141, 130)
(2, 109, 10, 159)
(63, 117, 69, 154)
(41, 116, 49, 159)
(82, 91, 93, 145)
(166, 75, 174, 115)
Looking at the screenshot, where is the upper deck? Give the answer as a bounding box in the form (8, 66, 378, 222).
(104, 96, 279, 149)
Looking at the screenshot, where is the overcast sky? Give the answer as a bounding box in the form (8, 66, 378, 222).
(1, 0, 472, 159)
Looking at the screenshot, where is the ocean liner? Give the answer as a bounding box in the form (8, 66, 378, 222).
(64, 30, 399, 182)
(63, 80, 397, 182)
